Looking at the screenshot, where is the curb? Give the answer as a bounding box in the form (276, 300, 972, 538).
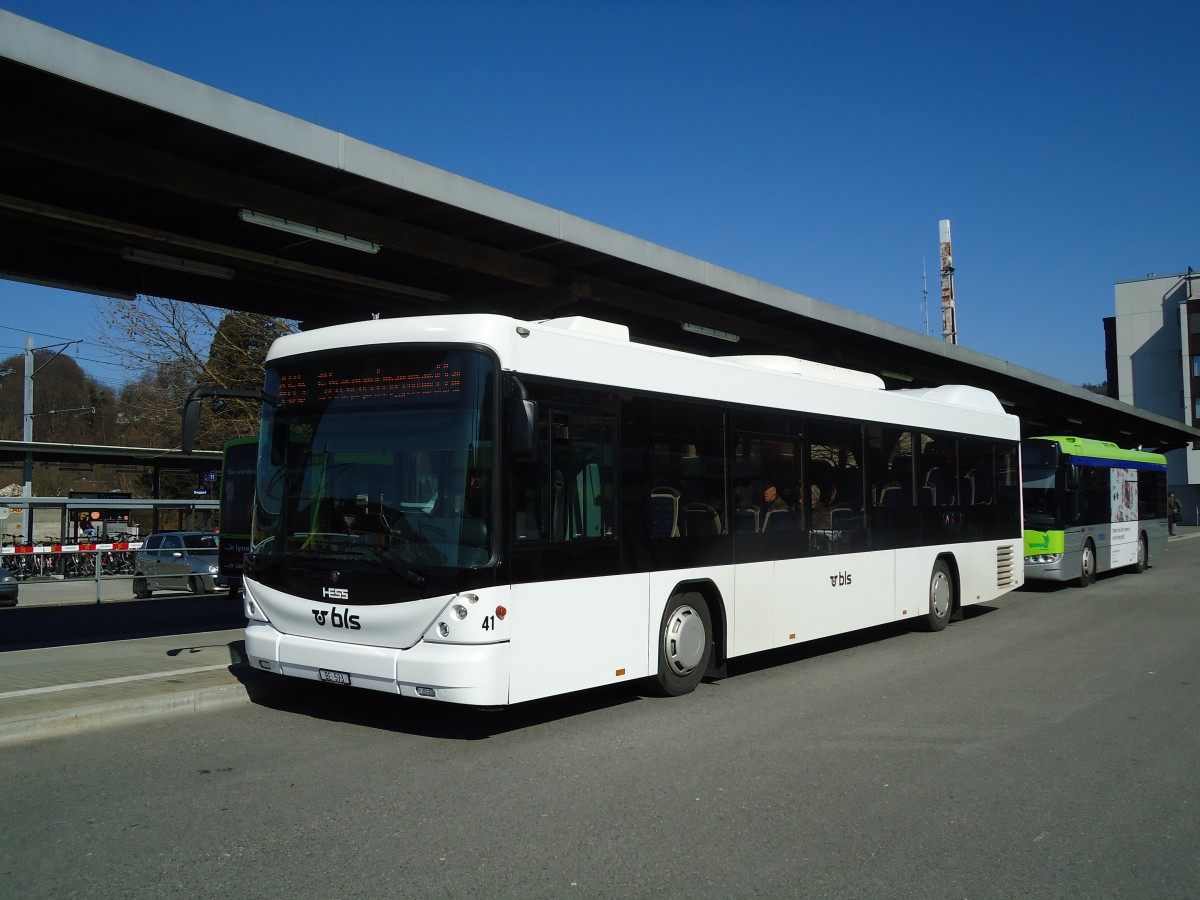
(0, 665, 257, 748)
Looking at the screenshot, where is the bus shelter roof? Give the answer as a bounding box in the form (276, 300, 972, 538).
(2, 11, 1197, 452)
(0, 440, 220, 472)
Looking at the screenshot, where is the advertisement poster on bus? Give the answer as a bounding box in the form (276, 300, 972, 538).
(1110, 467, 1138, 567)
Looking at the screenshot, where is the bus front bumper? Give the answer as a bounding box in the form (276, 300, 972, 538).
(245, 620, 511, 706)
(1024, 554, 1071, 581)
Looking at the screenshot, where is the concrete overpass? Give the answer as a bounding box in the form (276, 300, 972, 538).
(2, 10, 1197, 451)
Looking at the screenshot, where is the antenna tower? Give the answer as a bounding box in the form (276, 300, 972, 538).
(938, 219, 958, 345)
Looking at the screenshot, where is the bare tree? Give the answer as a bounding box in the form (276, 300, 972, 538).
(101, 296, 296, 450)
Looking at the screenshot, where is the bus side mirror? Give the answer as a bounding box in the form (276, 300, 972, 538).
(180, 386, 280, 454)
(507, 398, 538, 461)
(181, 395, 202, 454)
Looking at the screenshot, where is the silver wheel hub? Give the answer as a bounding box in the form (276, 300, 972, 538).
(931, 571, 951, 619)
(664, 605, 705, 674)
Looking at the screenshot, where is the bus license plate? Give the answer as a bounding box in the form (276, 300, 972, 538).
(319, 668, 351, 686)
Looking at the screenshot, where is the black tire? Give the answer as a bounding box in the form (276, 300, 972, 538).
(188, 575, 204, 595)
(133, 576, 151, 599)
(1132, 534, 1148, 574)
(924, 558, 954, 632)
(652, 593, 713, 697)
(1076, 540, 1096, 588)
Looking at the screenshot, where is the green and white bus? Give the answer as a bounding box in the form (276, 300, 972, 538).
(1022, 436, 1168, 586)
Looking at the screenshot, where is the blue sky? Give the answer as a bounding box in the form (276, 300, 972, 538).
(1, 0, 1197, 391)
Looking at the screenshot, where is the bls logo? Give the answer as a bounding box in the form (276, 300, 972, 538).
(311, 607, 361, 630)
(322, 587, 349, 600)
(828, 571, 853, 587)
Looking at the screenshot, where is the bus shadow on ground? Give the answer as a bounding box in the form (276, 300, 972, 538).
(1018, 580, 1075, 594)
(1016, 568, 1139, 594)
(722, 606, 997, 681)
(230, 609, 999, 741)
(231, 657, 643, 741)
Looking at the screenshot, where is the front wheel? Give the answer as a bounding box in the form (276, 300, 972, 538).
(1132, 534, 1148, 574)
(652, 593, 713, 697)
(924, 559, 954, 632)
(1076, 540, 1096, 588)
(188, 575, 204, 595)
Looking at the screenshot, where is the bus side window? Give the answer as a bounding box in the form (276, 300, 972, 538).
(807, 420, 866, 554)
(512, 409, 550, 543)
(516, 405, 617, 543)
(867, 425, 917, 549)
(514, 487, 542, 541)
(640, 401, 728, 539)
(650, 486, 681, 537)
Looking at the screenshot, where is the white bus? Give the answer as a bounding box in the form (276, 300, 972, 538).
(234, 314, 1023, 705)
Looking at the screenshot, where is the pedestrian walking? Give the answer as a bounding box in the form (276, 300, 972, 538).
(1168, 491, 1182, 535)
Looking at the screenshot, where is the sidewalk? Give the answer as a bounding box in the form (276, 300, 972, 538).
(1, 528, 1197, 747)
(0, 579, 262, 747)
(0, 626, 253, 747)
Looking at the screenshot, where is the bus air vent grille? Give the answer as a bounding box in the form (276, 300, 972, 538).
(996, 545, 1016, 587)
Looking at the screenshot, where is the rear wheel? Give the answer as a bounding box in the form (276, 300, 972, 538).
(133, 576, 151, 599)
(1132, 534, 1148, 574)
(1076, 540, 1096, 587)
(652, 593, 713, 697)
(924, 559, 954, 632)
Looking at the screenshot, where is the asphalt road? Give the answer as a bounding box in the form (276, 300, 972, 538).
(2, 542, 1198, 899)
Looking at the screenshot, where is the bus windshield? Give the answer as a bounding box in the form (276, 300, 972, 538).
(252, 348, 496, 572)
(1021, 440, 1062, 530)
(1022, 464, 1061, 530)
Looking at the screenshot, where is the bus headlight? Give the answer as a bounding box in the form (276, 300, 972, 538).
(1026, 553, 1063, 564)
(244, 594, 270, 622)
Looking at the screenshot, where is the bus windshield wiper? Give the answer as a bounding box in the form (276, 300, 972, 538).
(314, 543, 427, 587)
(367, 546, 426, 587)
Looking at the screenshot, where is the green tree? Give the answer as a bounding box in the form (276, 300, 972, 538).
(200, 311, 294, 447)
(0, 350, 120, 504)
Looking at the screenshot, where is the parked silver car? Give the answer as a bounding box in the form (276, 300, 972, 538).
(132, 531, 221, 596)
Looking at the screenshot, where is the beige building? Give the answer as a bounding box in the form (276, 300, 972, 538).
(1107, 271, 1200, 524)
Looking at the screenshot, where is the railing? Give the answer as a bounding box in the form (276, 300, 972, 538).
(1, 539, 143, 603)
